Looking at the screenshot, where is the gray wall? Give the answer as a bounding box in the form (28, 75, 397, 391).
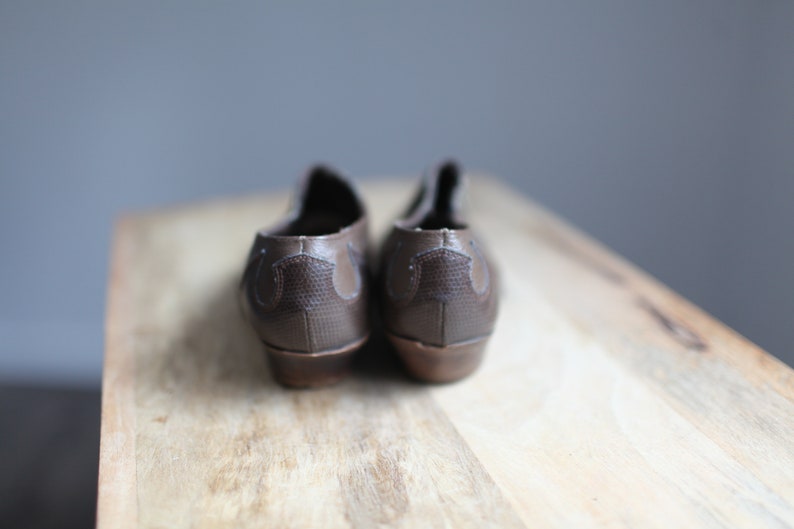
(1, 1, 792, 386)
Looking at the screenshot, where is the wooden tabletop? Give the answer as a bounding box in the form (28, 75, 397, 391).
(97, 177, 794, 528)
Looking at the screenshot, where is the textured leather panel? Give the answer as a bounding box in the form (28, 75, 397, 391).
(381, 235, 498, 346)
(245, 253, 368, 353)
(383, 228, 491, 298)
(246, 217, 368, 302)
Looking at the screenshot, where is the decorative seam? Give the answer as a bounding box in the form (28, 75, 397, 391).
(335, 242, 363, 300)
(253, 253, 336, 311)
(469, 240, 491, 297)
(388, 245, 485, 304)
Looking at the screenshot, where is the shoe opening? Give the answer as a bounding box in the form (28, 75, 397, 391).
(281, 166, 363, 236)
(418, 161, 467, 230)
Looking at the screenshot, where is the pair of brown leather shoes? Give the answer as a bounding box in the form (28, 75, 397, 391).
(239, 161, 498, 388)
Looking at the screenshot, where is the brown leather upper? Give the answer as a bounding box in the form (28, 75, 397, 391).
(379, 161, 498, 346)
(240, 167, 369, 353)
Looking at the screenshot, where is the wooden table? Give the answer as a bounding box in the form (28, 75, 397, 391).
(97, 177, 794, 528)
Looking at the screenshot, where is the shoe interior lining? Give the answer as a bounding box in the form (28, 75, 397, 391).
(418, 162, 468, 230)
(279, 167, 363, 236)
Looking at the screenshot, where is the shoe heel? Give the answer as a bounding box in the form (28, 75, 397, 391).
(386, 333, 489, 383)
(265, 336, 367, 388)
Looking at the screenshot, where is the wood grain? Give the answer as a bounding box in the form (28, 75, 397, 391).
(97, 177, 794, 528)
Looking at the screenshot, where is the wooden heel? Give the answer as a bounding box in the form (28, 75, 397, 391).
(386, 333, 489, 383)
(265, 335, 368, 388)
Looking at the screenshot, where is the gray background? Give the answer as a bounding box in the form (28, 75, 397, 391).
(1, 1, 792, 387)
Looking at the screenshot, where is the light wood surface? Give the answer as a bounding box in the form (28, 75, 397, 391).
(97, 176, 794, 528)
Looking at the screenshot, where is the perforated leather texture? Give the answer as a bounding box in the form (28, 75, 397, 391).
(244, 253, 368, 353)
(381, 239, 497, 346)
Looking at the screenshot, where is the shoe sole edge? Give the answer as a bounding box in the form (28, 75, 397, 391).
(386, 332, 489, 383)
(264, 334, 369, 388)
